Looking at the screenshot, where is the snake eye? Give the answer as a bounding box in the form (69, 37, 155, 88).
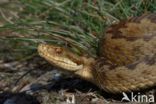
(55, 47, 63, 54)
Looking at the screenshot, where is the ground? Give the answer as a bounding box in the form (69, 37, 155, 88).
(0, 55, 156, 104)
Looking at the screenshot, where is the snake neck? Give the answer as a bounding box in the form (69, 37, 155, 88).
(74, 57, 96, 83)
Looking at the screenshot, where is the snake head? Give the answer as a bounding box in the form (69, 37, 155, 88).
(38, 44, 84, 72)
(38, 44, 95, 81)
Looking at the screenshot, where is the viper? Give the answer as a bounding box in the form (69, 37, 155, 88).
(38, 13, 156, 93)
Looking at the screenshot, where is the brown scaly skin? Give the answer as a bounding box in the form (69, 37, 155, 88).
(38, 13, 156, 93)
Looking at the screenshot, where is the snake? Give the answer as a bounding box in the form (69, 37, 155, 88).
(38, 13, 156, 93)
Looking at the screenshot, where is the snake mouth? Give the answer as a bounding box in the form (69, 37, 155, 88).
(38, 44, 83, 72)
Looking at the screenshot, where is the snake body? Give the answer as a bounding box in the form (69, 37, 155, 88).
(38, 13, 156, 93)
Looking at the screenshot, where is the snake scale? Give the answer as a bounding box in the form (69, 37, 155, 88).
(38, 13, 156, 93)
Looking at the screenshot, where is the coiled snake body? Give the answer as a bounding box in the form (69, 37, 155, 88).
(38, 13, 156, 93)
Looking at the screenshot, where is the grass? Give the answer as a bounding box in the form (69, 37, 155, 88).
(0, 0, 156, 60)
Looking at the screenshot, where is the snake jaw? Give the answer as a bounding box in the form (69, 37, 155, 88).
(38, 44, 84, 72)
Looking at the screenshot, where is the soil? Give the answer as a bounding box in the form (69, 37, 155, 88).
(0, 56, 156, 104)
